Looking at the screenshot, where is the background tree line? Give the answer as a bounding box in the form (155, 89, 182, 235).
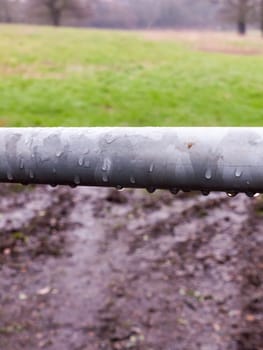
(0, 0, 263, 35)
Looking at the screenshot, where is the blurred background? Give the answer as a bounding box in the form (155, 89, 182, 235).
(0, 0, 263, 127)
(1, 1, 263, 350)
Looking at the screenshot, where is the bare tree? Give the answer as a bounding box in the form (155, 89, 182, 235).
(214, 0, 256, 34)
(90, 0, 136, 28)
(129, 0, 218, 29)
(0, 0, 12, 22)
(27, 0, 91, 26)
(128, 0, 162, 28)
(259, 0, 263, 34)
(256, 0, 263, 35)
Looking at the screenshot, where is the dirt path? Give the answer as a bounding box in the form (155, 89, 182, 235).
(0, 185, 263, 349)
(142, 31, 263, 56)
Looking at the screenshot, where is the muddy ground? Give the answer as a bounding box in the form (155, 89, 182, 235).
(0, 185, 263, 350)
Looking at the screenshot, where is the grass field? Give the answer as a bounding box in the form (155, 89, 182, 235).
(0, 25, 263, 126)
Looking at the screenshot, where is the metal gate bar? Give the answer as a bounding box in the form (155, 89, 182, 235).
(1, 127, 263, 196)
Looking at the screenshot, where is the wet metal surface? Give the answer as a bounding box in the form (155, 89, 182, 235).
(0, 127, 263, 195)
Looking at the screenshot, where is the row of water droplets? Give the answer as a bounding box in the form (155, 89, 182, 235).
(113, 163, 260, 198)
(204, 166, 259, 197)
(113, 163, 153, 191)
(113, 187, 260, 198)
(6, 140, 261, 198)
(7, 134, 93, 187)
(202, 190, 260, 198)
(205, 167, 243, 181)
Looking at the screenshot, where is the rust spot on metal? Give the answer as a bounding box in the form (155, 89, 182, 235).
(187, 142, 195, 149)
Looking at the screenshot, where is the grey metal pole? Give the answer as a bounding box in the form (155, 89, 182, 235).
(1, 127, 263, 196)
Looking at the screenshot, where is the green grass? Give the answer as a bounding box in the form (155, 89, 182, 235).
(0, 25, 263, 126)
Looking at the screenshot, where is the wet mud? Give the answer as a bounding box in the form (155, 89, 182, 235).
(0, 185, 263, 350)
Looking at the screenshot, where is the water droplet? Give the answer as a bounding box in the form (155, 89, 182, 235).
(78, 156, 84, 167)
(84, 159, 90, 168)
(205, 168, 212, 180)
(74, 175, 81, 185)
(201, 191, 210, 196)
(7, 171, 13, 181)
(116, 185, 123, 191)
(19, 158, 24, 169)
(170, 188, 179, 195)
(226, 191, 238, 198)
(235, 168, 242, 178)
(29, 170, 34, 179)
(149, 163, 154, 173)
(52, 168, 56, 174)
(146, 187, 156, 194)
(56, 151, 63, 158)
(246, 192, 260, 198)
(105, 133, 115, 144)
(130, 176, 136, 184)
(102, 158, 111, 172)
(246, 192, 254, 198)
(102, 174, 108, 183)
(70, 184, 77, 189)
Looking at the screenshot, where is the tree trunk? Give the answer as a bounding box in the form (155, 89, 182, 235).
(49, 6, 62, 26)
(2, 0, 12, 23)
(236, 0, 247, 35)
(260, 0, 263, 37)
(237, 20, 246, 35)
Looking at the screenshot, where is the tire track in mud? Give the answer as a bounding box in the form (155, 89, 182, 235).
(94, 191, 251, 350)
(0, 186, 262, 350)
(236, 206, 263, 350)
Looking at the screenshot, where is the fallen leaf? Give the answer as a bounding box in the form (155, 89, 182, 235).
(246, 314, 256, 322)
(19, 292, 28, 301)
(37, 286, 51, 296)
